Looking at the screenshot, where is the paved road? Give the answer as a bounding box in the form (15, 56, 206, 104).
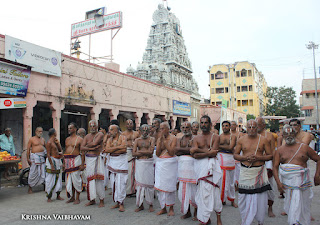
(0, 162, 319, 225)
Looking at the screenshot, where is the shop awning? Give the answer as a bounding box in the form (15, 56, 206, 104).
(301, 106, 314, 110)
(300, 90, 320, 95)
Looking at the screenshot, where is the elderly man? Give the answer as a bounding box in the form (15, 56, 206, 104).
(0, 128, 16, 180)
(122, 119, 139, 195)
(218, 120, 237, 207)
(175, 121, 197, 220)
(45, 128, 64, 202)
(256, 117, 276, 217)
(27, 127, 46, 193)
(105, 125, 128, 212)
(80, 120, 105, 207)
(132, 124, 155, 213)
(64, 122, 83, 204)
(191, 121, 200, 136)
(191, 115, 222, 225)
(155, 122, 178, 216)
(234, 120, 273, 225)
(273, 125, 320, 225)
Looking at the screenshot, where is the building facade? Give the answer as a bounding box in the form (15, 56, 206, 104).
(209, 61, 267, 117)
(300, 78, 320, 129)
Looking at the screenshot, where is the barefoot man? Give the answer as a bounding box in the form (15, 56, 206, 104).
(77, 128, 87, 190)
(273, 125, 320, 225)
(64, 122, 83, 204)
(218, 121, 237, 208)
(122, 119, 139, 195)
(155, 122, 178, 216)
(27, 127, 46, 194)
(190, 115, 222, 225)
(80, 120, 105, 207)
(234, 120, 273, 225)
(132, 124, 155, 213)
(45, 128, 64, 202)
(105, 125, 128, 212)
(175, 121, 197, 220)
(256, 117, 276, 217)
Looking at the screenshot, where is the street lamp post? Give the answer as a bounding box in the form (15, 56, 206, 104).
(306, 41, 319, 130)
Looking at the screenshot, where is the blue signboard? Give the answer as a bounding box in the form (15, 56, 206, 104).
(173, 100, 191, 116)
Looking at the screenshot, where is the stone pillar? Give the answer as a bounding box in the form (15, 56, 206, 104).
(170, 115, 178, 129)
(50, 101, 63, 141)
(147, 113, 155, 125)
(90, 106, 102, 122)
(109, 109, 120, 121)
(134, 111, 143, 129)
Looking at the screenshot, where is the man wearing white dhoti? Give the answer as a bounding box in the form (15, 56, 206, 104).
(191, 115, 223, 225)
(45, 128, 64, 202)
(175, 122, 197, 220)
(105, 124, 128, 212)
(132, 124, 155, 212)
(81, 120, 105, 207)
(273, 125, 320, 225)
(218, 120, 237, 208)
(234, 120, 273, 225)
(64, 122, 83, 204)
(155, 122, 178, 217)
(27, 127, 46, 194)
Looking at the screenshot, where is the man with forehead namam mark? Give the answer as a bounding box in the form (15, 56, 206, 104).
(191, 115, 222, 225)
(234, 119, 272, 225)
(132, 124, 155, 213)
(80, 120, 105, 207)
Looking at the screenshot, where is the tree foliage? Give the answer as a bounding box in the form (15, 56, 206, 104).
(246, 114, 256, 121)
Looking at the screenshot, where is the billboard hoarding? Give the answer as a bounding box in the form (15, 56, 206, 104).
(0, 98, 26, 109)
(173, 100, 191, 116)
(5, 35, 62, 77)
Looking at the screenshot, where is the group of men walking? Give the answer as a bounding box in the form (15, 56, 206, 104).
(25, 115, 320, 225)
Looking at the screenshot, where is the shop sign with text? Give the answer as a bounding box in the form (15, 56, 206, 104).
(0, 98, 26, 109)
(173, 100, 191, 116)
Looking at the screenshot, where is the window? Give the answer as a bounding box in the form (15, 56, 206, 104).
(242, 100, 248, 106)
(306, 93, 309, 98)
(211, 88, 215, 94)
(305, 109, 312, 117)
(241, 86, 248, 92)
(241, 69, 247, 77)
(236, 71, 240, 77)
(237, 100, 241, 106)
(215, 71, 224, 79)
(237, 86, 240, 92)
(225, 87, 229, 93)
(249, 85, 253, 91)
(225, 72, 228, 79)
(216, 101, 222, 106)
(216, 88, 224, 93)
(248, 70, 252, 76)
(211, 74, 215, 80)
(249, 99, 253, 106)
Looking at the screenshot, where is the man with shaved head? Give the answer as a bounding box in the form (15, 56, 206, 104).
(122, 119, 139, 195)
(191, 121, 200, 136)
(256, 117, 276, 217)
(234, 119, 273, 225)
(273, 125, 320, 225)
(155, 122, 178, 216)
(175, 121, 197, 220)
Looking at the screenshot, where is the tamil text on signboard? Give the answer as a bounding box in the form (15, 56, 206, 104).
(5, 35, 62, 77)
(173, 100, 191, 116)
(71, 11, 122, 39)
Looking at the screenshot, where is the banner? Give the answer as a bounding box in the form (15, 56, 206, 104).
(0, 61, 31, 97)
(5, 35, 62, 77)
(173, 100, 191, 116)
(0, 98, 26, 109)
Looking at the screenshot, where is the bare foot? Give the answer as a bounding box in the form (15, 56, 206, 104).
(119, 204, 125, 212)
(149, 205, 155, 212)
(181, 212, 191, 219)
(281, 212, 287, 216)
(111, 203, 120, 209)
(57, 196, 64, 201)
(66, 198, 75, 203)
(168, 207, 175, 216)
(268, 207, 275, 217)
(156, 208, 167, 215)
(192, 216, 198, 221)
(85, 200, 96, 206)
(73, 199, 80, 205)
(98, 200, 105, 208)
(135, 205, 144, 212)
(47, 198, 52, 203)
(28, 187, 33, 194)
(231, 201, 238, 208)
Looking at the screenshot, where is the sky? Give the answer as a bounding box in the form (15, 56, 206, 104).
(1, 0, 320, 102)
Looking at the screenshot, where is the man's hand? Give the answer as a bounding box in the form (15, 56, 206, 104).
(27, 159, 32, 166)
(247, 154, 257, 162)
(315, 176, 320, 186)
(79, 164, 85, 171)
(277, 183, 286, 194)
(208, 149, 218, 158)
(54, 138, 59, 144)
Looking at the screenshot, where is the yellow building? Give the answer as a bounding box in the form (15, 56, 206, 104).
(209, 61, 267, 117)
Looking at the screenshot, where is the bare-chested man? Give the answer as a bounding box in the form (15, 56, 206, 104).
(218, 121, 237, 208)
(105, 125, 127, 212)
(190, 115, 222, 225)
(77, 128, 87, 190)
(80, 120, 105, 207)
(122, 119, 139, 195)
(132, 124, 155, 213)
(64, 122, 83, 204)
(155, 122, 178, 216)
(45, 128, 64, 202)
(175, 122, 197, 220)
(234, 120, 273, 225)
(273, 125, 320, 225)
(27, 127, 46, 194)
(191, 121, 200, 136)
(256, 117, 276, 217)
